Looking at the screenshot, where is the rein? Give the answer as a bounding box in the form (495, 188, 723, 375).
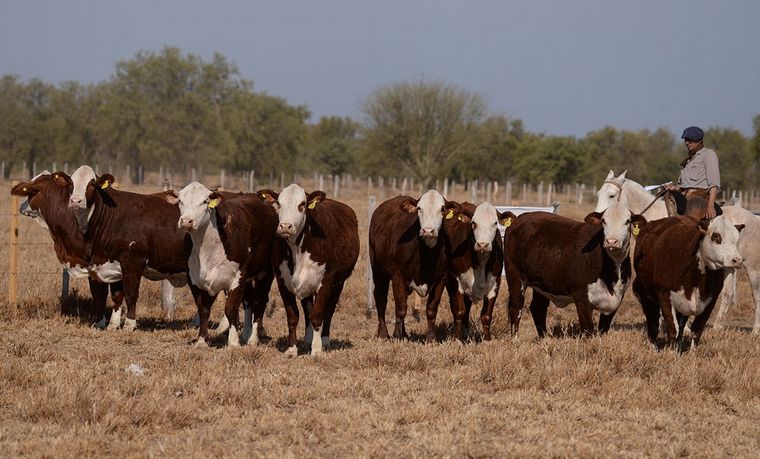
(605, 179, 665, 216)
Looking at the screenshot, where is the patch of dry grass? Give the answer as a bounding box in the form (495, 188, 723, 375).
(2, 185, 760, 457)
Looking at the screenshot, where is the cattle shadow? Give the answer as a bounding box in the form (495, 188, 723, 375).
(60, 291, 99, 324)
(272, 336, 354, 354)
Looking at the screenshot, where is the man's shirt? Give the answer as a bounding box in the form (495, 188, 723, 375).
(678, 147, 720, 190)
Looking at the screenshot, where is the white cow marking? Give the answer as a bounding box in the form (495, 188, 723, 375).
(107, 307, 123, 330)
(90, 261, 122, 283)
(227, 324, 240, 347)
(280, 247, 326, 300)
(586, 272, 628, 314)
(670, 288, 712, 316)
(123, 317, 137, 332)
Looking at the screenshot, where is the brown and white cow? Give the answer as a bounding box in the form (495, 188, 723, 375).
(442, 201, 505, 340)
(259, 184, 359, 356)
(503, 201, 636, 337)
(369, 190, 454, 342)
(11, 171, 125, 326)
(80, 173, 191, 332)
(176, 182, 278, 346)
(632, 215, 744, 348)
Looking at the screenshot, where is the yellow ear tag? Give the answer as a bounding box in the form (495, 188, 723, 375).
(308, 200, 317, 210)
(22, 187, 27, 192)
(208, 198, 219, 209)
(260, 193, 269, 199)
(445, 209, 454, 220)
(100, 180, 110, 190)
(458, 215, 463, 221)
(633, 223, 640, 236)
(505, 217, 512, 228)
(53, 174, 58, 179)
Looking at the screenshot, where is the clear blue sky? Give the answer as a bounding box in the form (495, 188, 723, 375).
(1, 0, 758, 138)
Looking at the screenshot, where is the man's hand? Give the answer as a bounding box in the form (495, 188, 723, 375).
(706, 202, 717, 219)
(663, 183, 681, 192)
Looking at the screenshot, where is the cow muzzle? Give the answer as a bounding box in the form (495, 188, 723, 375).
(178, 218, 195, 232)
(68, 197, 85, 209)
(277, 222, 296, 239)
(419, 228, 438, 247)
(475, 241, 491, 253)
(729, 256, 744, 269)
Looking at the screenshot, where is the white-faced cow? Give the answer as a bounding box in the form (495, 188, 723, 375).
(632, 215, 744, 349)
(442, 201, 505, 340)
(259, 185, 359, 356)
(176, 182, 278, 347)
(80, 173, 190, 332)
(503, 201, 636, 337)
(369, 190, 456, 342)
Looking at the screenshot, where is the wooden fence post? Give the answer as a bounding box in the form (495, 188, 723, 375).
(10, 181, 19, 303)
(506, 181, 512, 205)
(367, 195, 377, 311)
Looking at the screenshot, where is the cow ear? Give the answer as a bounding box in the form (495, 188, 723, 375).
(257, 189, 278, 205)
(499, 211, 516, 228)
(51, 172, 72, 188)
(306, 190, 327, 210)
(400, 197, 418, 214)
(163, 190, 179, 205)
(630, 214, 647, 236)
(735, 224, 746, 233)
(442, 200, 461, 220)
(95, 174, 115, 190)
(11, 180, 39, 197)
(698, 218, 710, 234)
(584, 211, 604, 225)
(207, 191, 224, 209)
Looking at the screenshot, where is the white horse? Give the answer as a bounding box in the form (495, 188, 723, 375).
(596, 170, 760, 334)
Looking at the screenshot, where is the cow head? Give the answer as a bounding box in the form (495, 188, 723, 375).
(595, 170, 627, 213)
(264, 184, 324, 242)
(698, 217, 745, 270)
(12, 172, 74, 231)
(441, 201, 474, 250)
(471, 202, 501, 253)
(176, 181, 215, 232)
(584, 200, 635, 260)
(67, 165, 97, 232)
(400, 189, 447, 247)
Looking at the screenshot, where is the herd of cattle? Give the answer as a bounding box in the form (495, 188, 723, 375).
(11, 166, 760, 354)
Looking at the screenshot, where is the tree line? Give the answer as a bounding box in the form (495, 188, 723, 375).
(2, 46, 759, 189)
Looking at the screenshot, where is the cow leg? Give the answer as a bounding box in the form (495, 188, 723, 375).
(372, 270, 391, 339)
(320, 282, 345, 352)
(160, 279, 176, 320)
(189, 284, 217, 346)
(90, 279, 110, 329)
(223, 285, 246, 347)
(746, 268, 760, 334)
(713, 267, 737, 330)
(390, 275, 410, 340)
(307, 283, 335, 355)
(242, 274, 272, 346)
(276, 276, 300, 356)
(658, 291, 678, 347)
(529, 292, 550, 338)
(598, 310, 617, 335)
(121, 269, 142, 332)
(506, 269, 525, 336)
(638, 292, 662, 346)
(480, 293, 497, 341)
(445, 279, 467, 342)
(426, 280, 449, 343)
(688, 297, 720, 349)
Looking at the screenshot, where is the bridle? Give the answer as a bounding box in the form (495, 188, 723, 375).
(604, 179, 665, 216)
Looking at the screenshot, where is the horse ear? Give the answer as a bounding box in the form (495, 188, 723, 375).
(618, 170, 627, 181)
(605, 170, 615, 180)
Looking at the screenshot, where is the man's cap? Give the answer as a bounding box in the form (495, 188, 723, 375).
(681, 126, 704, 141)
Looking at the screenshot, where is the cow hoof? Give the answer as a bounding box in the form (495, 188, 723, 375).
(213, 315, 230, 335)
(284, 345, 298, 358)
(193, 337, 208, 347)
(93, 316, 108, 330)
(310, 345, 323, 356)
(123, 318, 137, 332)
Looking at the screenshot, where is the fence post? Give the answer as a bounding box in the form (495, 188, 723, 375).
(248, 170, 255, 192)
(10, 180, 19, 303)
(506, 181, 512, 205)
(443, 178, 449, 199)
(0, 161, 4, 183)
(367, 195, 377, 311)
(333, 174, 340, 198)
(220, 169, 226, 189)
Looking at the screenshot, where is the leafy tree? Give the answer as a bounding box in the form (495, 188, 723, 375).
(306, 116, 360, 176)
(361, 79, 488, 186)
(704, 126, 751, 189)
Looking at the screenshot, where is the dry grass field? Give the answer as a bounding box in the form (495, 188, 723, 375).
(2, 182, 760, 457)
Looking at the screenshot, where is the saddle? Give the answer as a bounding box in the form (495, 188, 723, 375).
(664, 189, 722, 219)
